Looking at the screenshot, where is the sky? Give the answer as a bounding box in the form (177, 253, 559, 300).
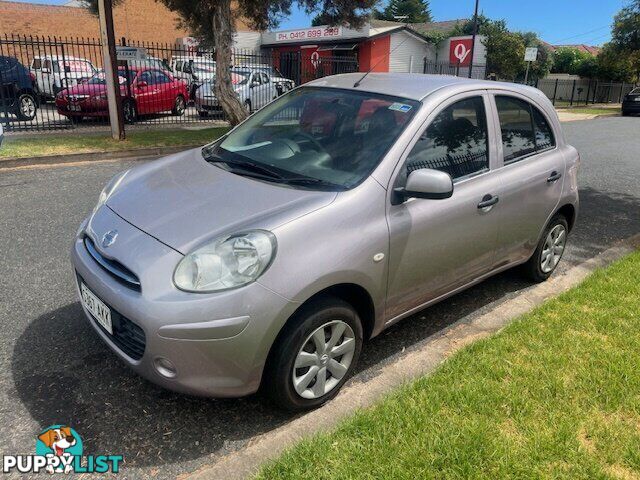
(5, 0, 627, 46)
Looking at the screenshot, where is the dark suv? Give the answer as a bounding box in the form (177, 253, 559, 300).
(622, 87, 640, 117)
(0, 56, 39, 121)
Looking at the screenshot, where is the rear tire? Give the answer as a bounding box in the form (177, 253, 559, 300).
(123, 99, 137, 124)
(244, 99, 252, 114)
(264, 296, 363, 412)
(172, 95, 186, 116)
(522, 214, 569, 283)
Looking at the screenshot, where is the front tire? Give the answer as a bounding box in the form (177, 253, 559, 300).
(265, 297, 363, 411)
(244, 99, 252, 114)
(522, 214, 569, 282)
(16, 93, 37, 121)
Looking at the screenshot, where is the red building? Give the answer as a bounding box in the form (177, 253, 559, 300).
(260, 19, 487, 82)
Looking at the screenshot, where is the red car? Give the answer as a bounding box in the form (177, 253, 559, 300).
(55, 67, 189, 123)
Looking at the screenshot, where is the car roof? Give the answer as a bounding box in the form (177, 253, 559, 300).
(33, 55, 90, 61)
(305, 73, 540, 101)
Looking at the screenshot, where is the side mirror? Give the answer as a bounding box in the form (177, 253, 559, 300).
(394, 169, 453, 202)
(137, 81, 148, 88)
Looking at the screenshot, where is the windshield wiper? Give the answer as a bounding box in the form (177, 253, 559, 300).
(278, 177, 345, 190)
(206, 156, 285, 180)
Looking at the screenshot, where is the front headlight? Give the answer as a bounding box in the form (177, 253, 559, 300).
(92, 170, 128, 216)
(174, 230, 276, 292)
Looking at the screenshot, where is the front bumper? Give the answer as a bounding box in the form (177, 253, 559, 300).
(71, 206, 298, 397)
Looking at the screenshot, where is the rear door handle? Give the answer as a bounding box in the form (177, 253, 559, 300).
(547, 171, 562, 182)
(477, 194, 499, 209)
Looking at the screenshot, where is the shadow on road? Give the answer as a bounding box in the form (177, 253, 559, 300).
(10, 187, 640, 469)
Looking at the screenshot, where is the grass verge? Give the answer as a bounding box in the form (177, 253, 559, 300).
(257, 250, 640, 480)
(557, 107, 619, 116)
(0, 127, 230, 159)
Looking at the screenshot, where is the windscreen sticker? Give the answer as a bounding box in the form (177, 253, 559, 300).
(388, 102, 413, 113)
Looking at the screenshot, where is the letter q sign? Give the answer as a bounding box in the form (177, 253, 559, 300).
(449, 38, 473, 66)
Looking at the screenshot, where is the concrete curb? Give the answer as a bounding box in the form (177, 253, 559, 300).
(182, 233, 640, 480)
(0, 144, 200, 169)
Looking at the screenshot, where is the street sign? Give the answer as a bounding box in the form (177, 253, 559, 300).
(524, 47, 538, 62)
(116, 46, 147, 62)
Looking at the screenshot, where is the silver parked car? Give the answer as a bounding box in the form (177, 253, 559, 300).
(195, 69, 278, 115)
(71, 74, 579, 411)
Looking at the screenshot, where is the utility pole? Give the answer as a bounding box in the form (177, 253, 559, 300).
(468, 0, 479, 78)
(97, 0, 125, 140)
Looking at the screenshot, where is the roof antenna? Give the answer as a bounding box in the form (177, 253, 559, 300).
(353, 15, 412, 88)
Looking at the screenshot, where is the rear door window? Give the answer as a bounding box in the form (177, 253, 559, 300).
(532, 107, 555, 152)
(495, 96, 536, 163)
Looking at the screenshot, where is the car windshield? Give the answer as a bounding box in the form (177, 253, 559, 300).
(193, 63, 215, 73)
(87, 70, 135, 85)
(203, 87, 420, 190)
(230, 70, 251, 85)
(631, 88, 640, 95)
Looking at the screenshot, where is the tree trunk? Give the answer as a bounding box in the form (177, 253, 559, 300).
(212, 0, 248, 126)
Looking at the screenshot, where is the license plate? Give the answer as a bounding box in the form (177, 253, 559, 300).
(69, 104, 81, 111)
(80, 283, 112, 335)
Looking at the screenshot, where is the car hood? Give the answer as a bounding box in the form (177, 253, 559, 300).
(62, 82, 106, 96)
(105, 148, 337, 254)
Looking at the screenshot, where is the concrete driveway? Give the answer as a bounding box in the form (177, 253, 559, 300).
(0, 117, 638, 478)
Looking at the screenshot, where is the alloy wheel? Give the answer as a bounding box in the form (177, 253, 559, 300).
(541, 224, 566, 273)
(123, 102, 135, 123)
(20, 96, 36, 119)
(176, 96, 185, 114)
(292, 320, 356, 399)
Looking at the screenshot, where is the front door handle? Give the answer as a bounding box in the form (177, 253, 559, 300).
(547, 171, 562, 183)
(477, 194, 499, 209)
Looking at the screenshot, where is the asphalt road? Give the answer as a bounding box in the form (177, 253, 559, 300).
(1, 117, 639, 479)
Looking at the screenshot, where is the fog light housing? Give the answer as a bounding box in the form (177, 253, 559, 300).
(154, 357, 177, 378)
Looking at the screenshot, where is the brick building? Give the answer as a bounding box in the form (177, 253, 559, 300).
(0, 0, 252, 44)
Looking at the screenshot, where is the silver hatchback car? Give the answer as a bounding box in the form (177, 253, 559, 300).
(72, 73, 579, 411)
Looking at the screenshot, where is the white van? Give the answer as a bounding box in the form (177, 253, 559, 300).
(170, 56, 216, 99)
(30, 56, 97, 99)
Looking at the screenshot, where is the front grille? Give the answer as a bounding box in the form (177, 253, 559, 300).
(84, 236, 141, 291)
(78, 275, 146, 360)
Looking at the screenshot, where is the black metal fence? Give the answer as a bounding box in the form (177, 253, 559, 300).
(532, 78, 635, 107)
(3, 34, 632, 134)
(0, 35, 360, 132)
(423, 61, 487, 80)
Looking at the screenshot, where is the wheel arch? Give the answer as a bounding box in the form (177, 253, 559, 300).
(555, 203, 576, 232)
(260, 282, 376, 389)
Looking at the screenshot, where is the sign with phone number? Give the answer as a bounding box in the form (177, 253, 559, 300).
(276, 27, 342, 42)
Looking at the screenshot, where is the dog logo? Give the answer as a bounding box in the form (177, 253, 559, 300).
(3, 425, 122, 474)
(101, 229, 118, 248)
(36, 425, 83, 473)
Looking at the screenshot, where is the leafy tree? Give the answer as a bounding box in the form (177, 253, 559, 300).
(551, 47, 593, 74)
(375, 0, 432, 23)
(609, 0, 640, 81)
(596, 42, 637, 81)
(83, 0, 376, 125)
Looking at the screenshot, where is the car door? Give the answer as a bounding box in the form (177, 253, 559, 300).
(488, 93, 565, 266)
(257, 72, 274, 108)
(385, 92, 503, 321)
(134, 70, 156, 114)
(151, 70, 175, 111)
(247, 72, 261, 108)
